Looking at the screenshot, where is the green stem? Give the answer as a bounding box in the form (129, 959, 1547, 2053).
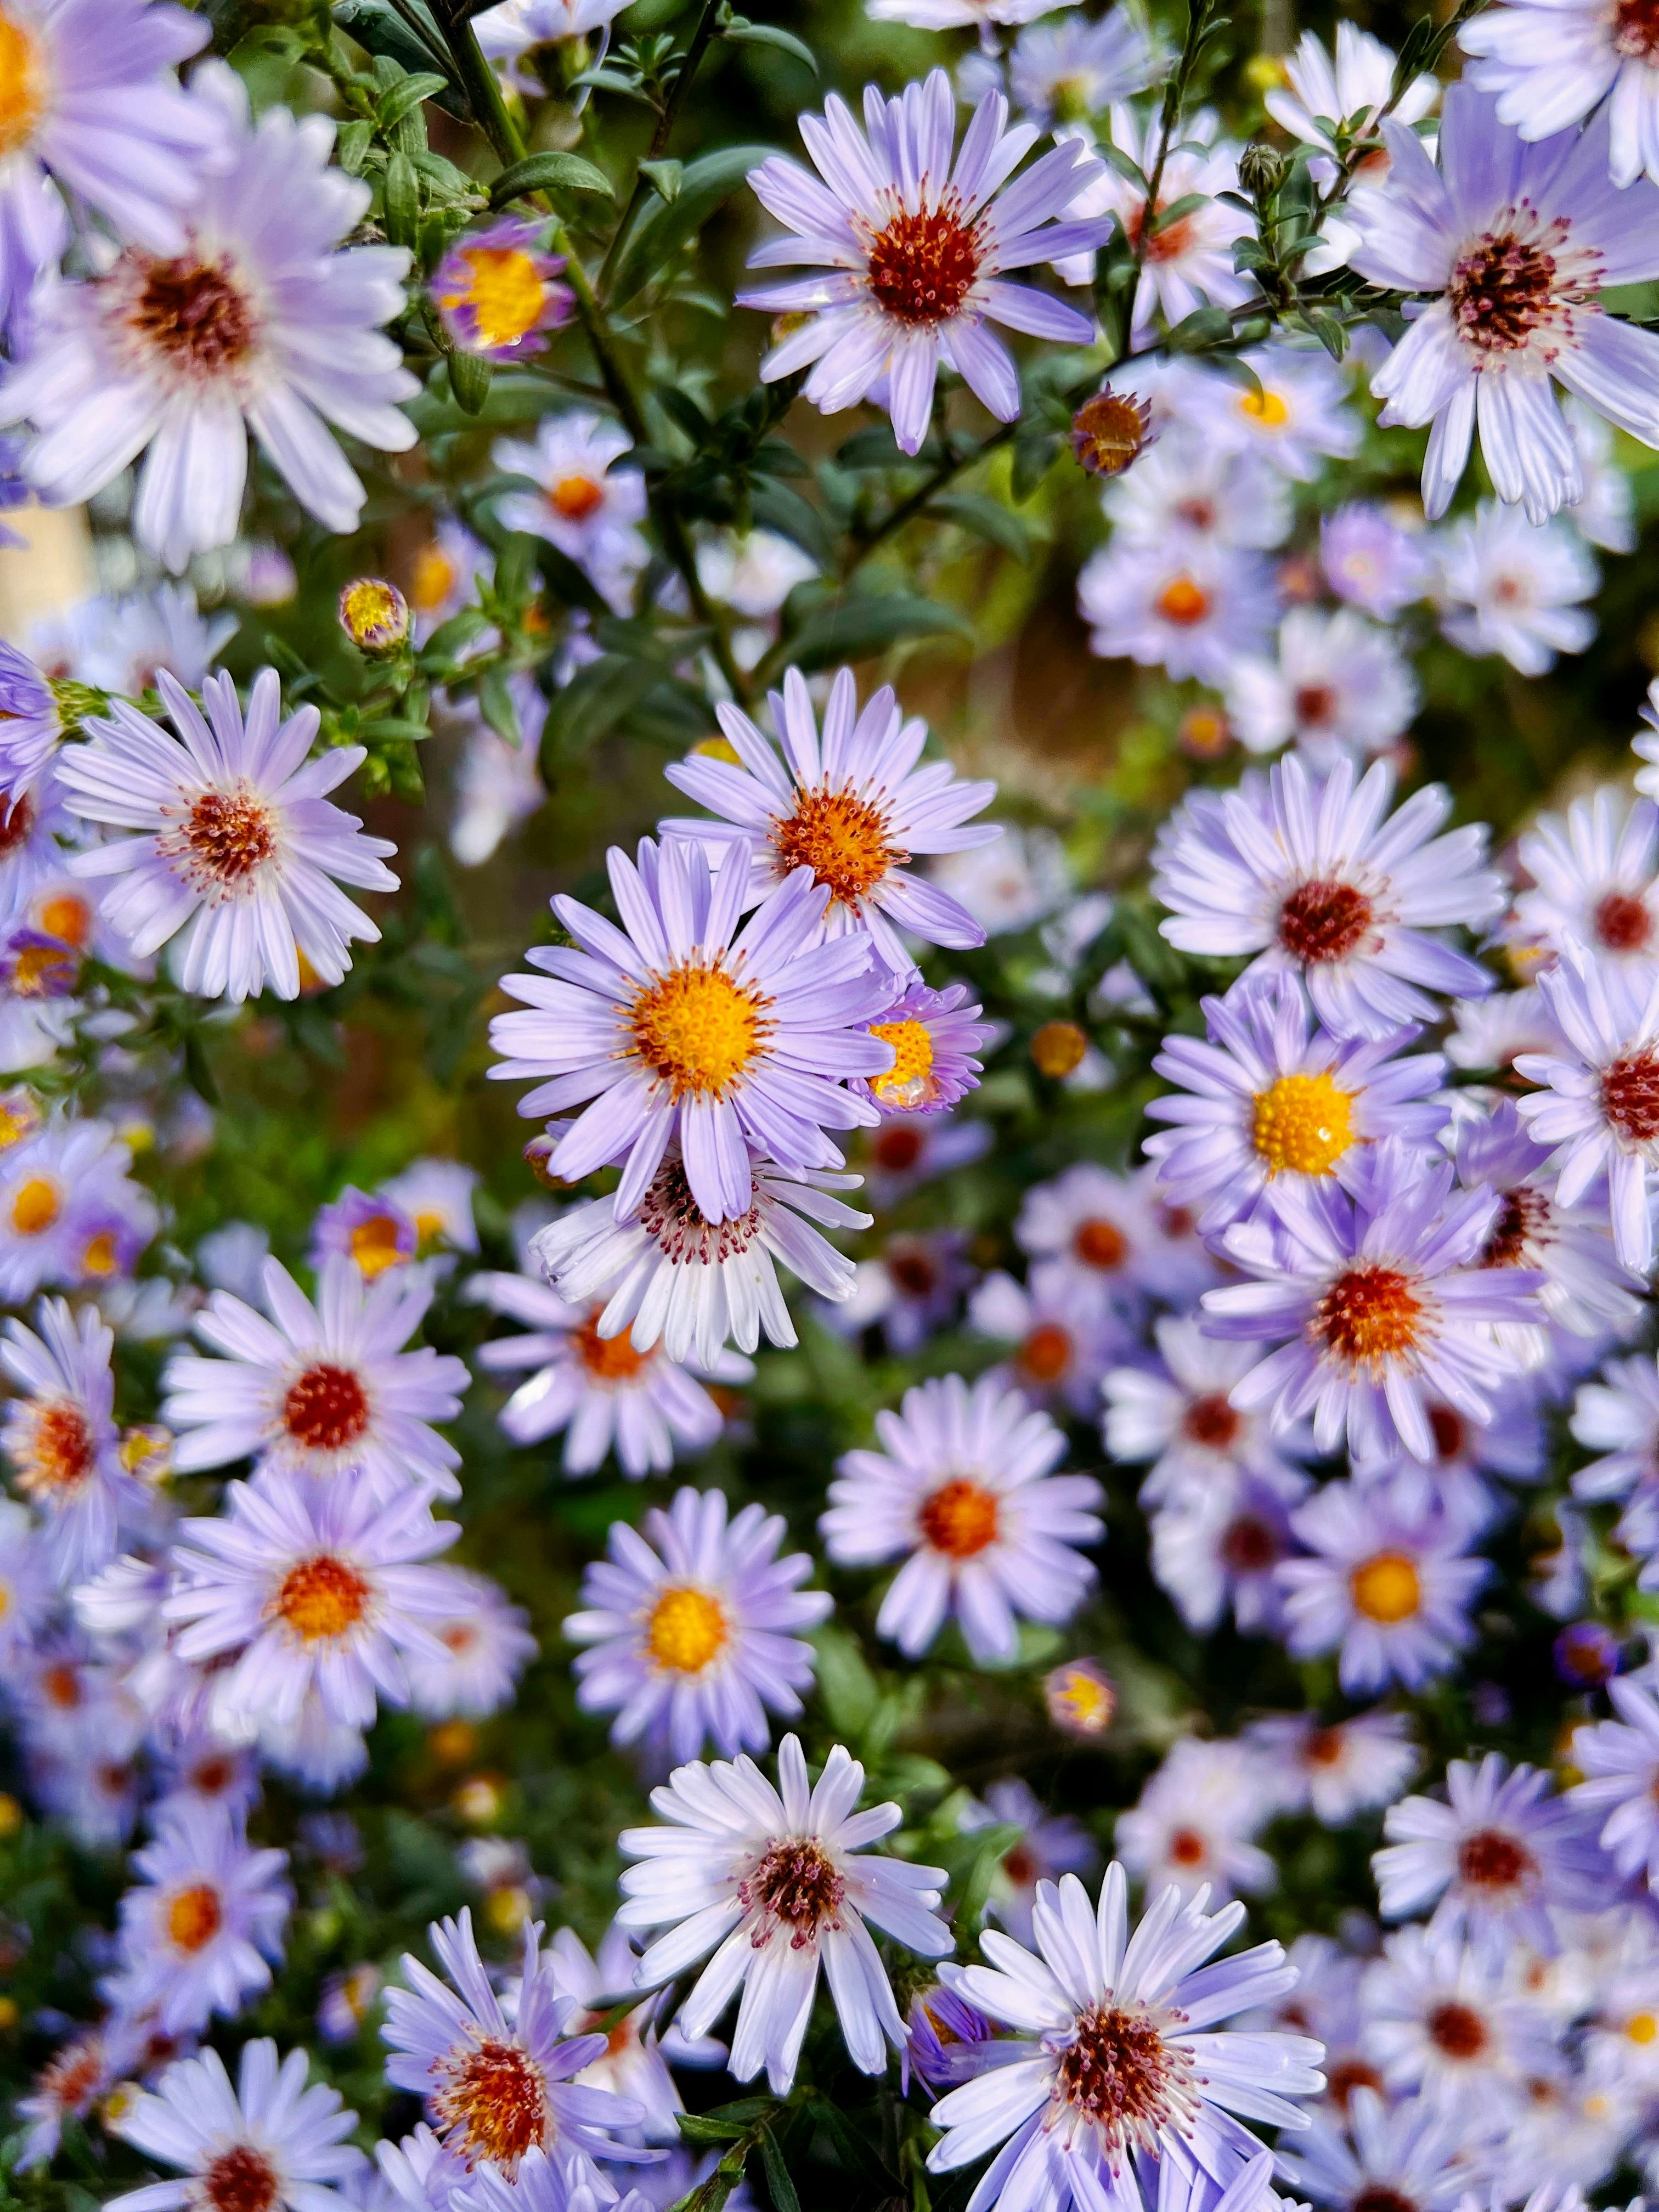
(596, 0, 724, 303)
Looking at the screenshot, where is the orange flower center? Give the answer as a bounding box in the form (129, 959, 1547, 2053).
(14, 1402, 94, 1497)
(165, 1882, 223, 1954)
(132, 256, 257, 373)
(0, 14, 47, 158)
(551, 475, 603, 521)
(866, 198, 981, 324)
(774, 786, 897, 907)
(10, 1176, 59, 1234)
(183, 788, 276, 885)
(918, 1476, 999, 1558)
(1074, 1217, 1126, 1270)
(1315, 1263, 1423, 1370)
(646, 1585, 727, 1673)
(574, 1312, 652, 1381)
(283, 1363, 370, 1451)
(1156, 576, 1210, 625)
(1350, 1549, 1421, 1623)
(202, 2146, 278, 2212)
(435, 2038, 548, 2171)
(276, 1553, 371, 1643)
(630, 962, 766, 1099)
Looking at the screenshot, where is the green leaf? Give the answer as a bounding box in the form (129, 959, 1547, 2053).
(1152, 190, 1210, 232)
(749, 479, 833, 570)
(639, 157, 684, 202)
(771, 592, 973, 678)
(336, 118, 374, 174)
(953, 1820, 1023, 1931)
(1164, 303, 1234, 351)
(931, 492, 1030, 561)
(539, 654, 664, 768)
(383, 150, 420, 249)
(477, 665, 521, 747)
(378, 70, 448, 125)
(420, 607, 490, 663)
(810, 1624, 879, 1739)
(448, 349, 492, 415)
(674, 2116, 750, 2147)
(720, 18, 817, 71)
(490, 151, 615, 205)
(606, 144, 772, 309)
(1011, 426, 1062, 503)
(756, 2130, 801, 2212)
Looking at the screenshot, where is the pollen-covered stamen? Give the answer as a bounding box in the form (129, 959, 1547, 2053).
(1457, 1826, 1535, 1897)
(1252, 1070, 1356, 1177)
(865, 195, 983, 325)
(202, 2146, 279, 2212)
(1482, 1184, 1549, 1267)
(631, 962, 770, 1100)
(647, 1585, 728, 1674)
(1613, 0, 1659, 62)
(1314, 1264, 1424, 1372)
(0, 13, 45, 157)
(1448, 212, 1591, 358)
(275, 1553, 371, 1644)
(435, 2038, 550, 2171)
(1278, 877, 1374, 964)
(1595, 890, 1654, 951)
(869, 1017, 936, 1109)
(639, 1155, 765, 1263)
(171, 787, 278, 890)
(1049, 2001, 1198, 2157)
(742, 1837, 846, 1948)
(774, 785, 899, 907)
(283, 1362, 370, 1451)
(919, 1476, 1000, 1558)
(1602, 1050, 1659, 1144)
(128, 254, 258, 376)
(166, 1881, 224, 1954)
(13, 1402, 95, 1497)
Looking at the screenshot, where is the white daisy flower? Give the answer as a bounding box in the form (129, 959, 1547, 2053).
(58, 669, 398, 1005)
(1265, 24, 1439, 172)
(78, 584, 239, 701)
(1148, 1467, 1307, 1639)
(1434, 501, 1599, 675)
(967, 1266, 1128, 1415)
(473, 0, 629, 95)
(1570, 1677, 1659, 1891)
(161, 1254, 470, 1497)
(695, 528, 817, 622)
(866, 0, 1077, 37)
(738, 70, 1107, 455)
(926, 1865, 1324, 2211)
(1, 1296, 148, 1584)
(380, 1160, 481, 1263)
(1072, 105, 1252, 335)
(662, 665, 1000, 969)
(928, 823, 1069, 935)
(1007, 10, 1160, 128)
(1152, 753, 1504, 1040)
(617, 1734, 952, 2096)
(1224, 608, 1420, 762)
(1017, 1159, 1213, 1317)
(1282, 2087, 1466, 2212)
(1516, 787, 1659, 966)
(1349, 86, 1659, 524)
(1102, 1313, 1313, 1510)
(564, 1484, 830, 1763)
(0, 63, 417, 569)
(163, 1467, 460, 1734)
(1244, 1710, 1420, 1827)
(1116, 1737, 1277, 1902)
(467, 1265, 749, 1480)
(544, 1921, 716, 2145)
(1321, 502, 1435, 621)
(0, 1118, 158, 1302)
(106, 2041, 363, 2212)
(102, 1801, 291, 2036)
(531, 1149, 869, 1370)
(1077, 533, 1278, 684)
(1358, 1926, 1556, 2117)
(403, 1570, 538, 1722)
(493, 413, 648, 612)
(819, 1371, 1103, 1664)
(1461, 0, 1659, 187)
(1101, 433, 1293, 554)
(1517, 936, 1659, 1272)
(1170, 347, 1363, 482)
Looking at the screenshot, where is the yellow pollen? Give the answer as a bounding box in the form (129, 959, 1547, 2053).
(0, 14, 47, 159)
(1238, 387, 1290, 427)
(1251, 1071, 1356, 1177)
(36, 894, 90, 947)
(11, 1176, 58, 1234)
(339, 579, 407, 650)
(773, 786, 896, 907)
(11, 942, 73, 996)
(630, 963, 765, 1099)
(646, 1585, 728, 1674)
(1350, 1550, 1422, 1624)
(0, 1098, 38, 1150)
(1051, 1666, 1114, 1731)
(552, 475, 603, 522)
(1628, 2012, 1657, 2045)
(165, 1882, 223, 1954)
(411, 545, 458, 614)
(276, 1553, 370, 1644)
(80, 1231, 118, 1278)
(691, 736, 743, 766)
(918, 1477, 999, 1559)
(1157, 576, 1210, 625)
(414, 1207, 447, 1252)
(445, 245, 548, 350)
(349, 1213, 408, 1278)
(869, 1018, 935, 1109)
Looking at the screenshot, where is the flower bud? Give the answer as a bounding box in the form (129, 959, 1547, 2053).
(1031, 1020, 1088, 1079)
(1238, 140, 1285, 199)
(1045, 1658, 1116, 1737)
(1068, 387, 1154, 478)
(338, 577, 410, 654)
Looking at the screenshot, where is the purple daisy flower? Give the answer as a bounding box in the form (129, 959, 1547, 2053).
(563, 1484, 831, 1763)
(488, 833, 895, 1225)
(0, 641, 61, 795)
(309, 1186, 420, 1283)
(662, 668, 1000, 971)
(1153, 754, 1505, 1041)
(1202, 1141, 1544, 1464)
(1569, 1677, 1659, 1891)
(926, 1866, 1324, 2212)
(105, 2041, 363, 2212)
(101, 1801, 291, 2037)
(1349, 85, 1659, 524)
(1146, 972, 1448, 1236)
(431, 217, 572, 363)
(738, 70, 1108, 455)
(852, 979, 994, 1112)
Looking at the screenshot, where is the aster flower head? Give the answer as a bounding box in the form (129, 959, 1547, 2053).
(1517, 787, 1659, 970)
(0, 0, 223, 328)
(565, 1485, 830, 1763)
(468, 1265, 748, 1479)
(1570, 1351, 1659, 1578)
(1007, 10, 1160, 127)
(432, 218, 571, 364)
(927, 1864, 1323, 2212)
(311, 1186, 418, 1283)
(0, 1118, 158, 1302)
(1276, 1473, 1491, 1694)
(1373, 1752, 1605, 1961)
(77, 582, 238, 699)
(1223, 608, 1420, 763)
(1154, 754, 1505, 1041)
(1145, 972, 1449, 1237)
(968, 1266, 1130, 1415)
(1100, 433, 1292, 554)
(1102, 1313, 1313, 1510)
(104, 1801, 291, 2036)
(1078, 535, 1279, 685)
(404, 1568, 538, 1721)
(1205, 1140, 1543, 1463)
(58, 669, 398, 1004)
(1246, 1709, 1420, 1827)
(0, 1497, 52, 1661)
(618, 1733, 952, 2096)
(964, 1777, 1100, 1945)
(1435, 500, 1598, 674)
(820, 1371, 1103, 1663)
(493, 412, 647, 609)
(1569, 1677, 1659, 1888)
(163, 1466, 461, 1735)
(1517, 936, 1659, 1271)
(0, 64, 417, 569)
(489, 833, 896, 1226)
(1462, 0, 1659, 188)
(1265, 24, 1439, 168)
(1321, 503, 1435, 621)
(738, 70, 1108, 456)
(2, 1295, 149, 1584)
(1015, 1160, 1211, 1319)
(1359, 1931, 1550, 2123)
(663, 667, 1000, 972)
(384, 1911, 651, 2188)
(1149, 1466, 1308, 1640)
(1349, 86, 1659, 524)
(1076, 105, 1253, 336)
(0, 641, 62, 795)
(1116, 1737, 1277, 1901)
(1283, 2089, 1466, 2212)
(162, 1254, 469, 1496)
(851, 979, 994, 1114)
(1174, 347, 1363, 483)
(106, 2040, 363, 2212)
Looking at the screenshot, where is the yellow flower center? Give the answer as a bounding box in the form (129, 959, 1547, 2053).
(918, 1477, 999, 1559)
(0, 1098, 37, 1150)
(275, 1553, 370, 1643)
(1238, 387, 1289, 427)
(411, 544, 458, 614)
(647, 1584, 728, 1674)
(339, 579, 406, 650)
(1050, 1664, 1114, 1732)
(349, 1212, 407, 1279)
(165, 1882, 223, 1954)
(630, 962, 766, 1099)
(11, 1176, 59, 1234)
(11, 942, 74, 997)
(446, 245, 549, 349)
(1251, 1070, 1356, 1177)
(80, 1231, 118, 1278)
(1628, 2012, 1658, 2045)
(0, 13, 48, 157)
(868, 1018, 935, 1109)
(773, 786, 896, 906)
(1350, 1550, 1421, 1624)
(690, 735, 743, 765)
